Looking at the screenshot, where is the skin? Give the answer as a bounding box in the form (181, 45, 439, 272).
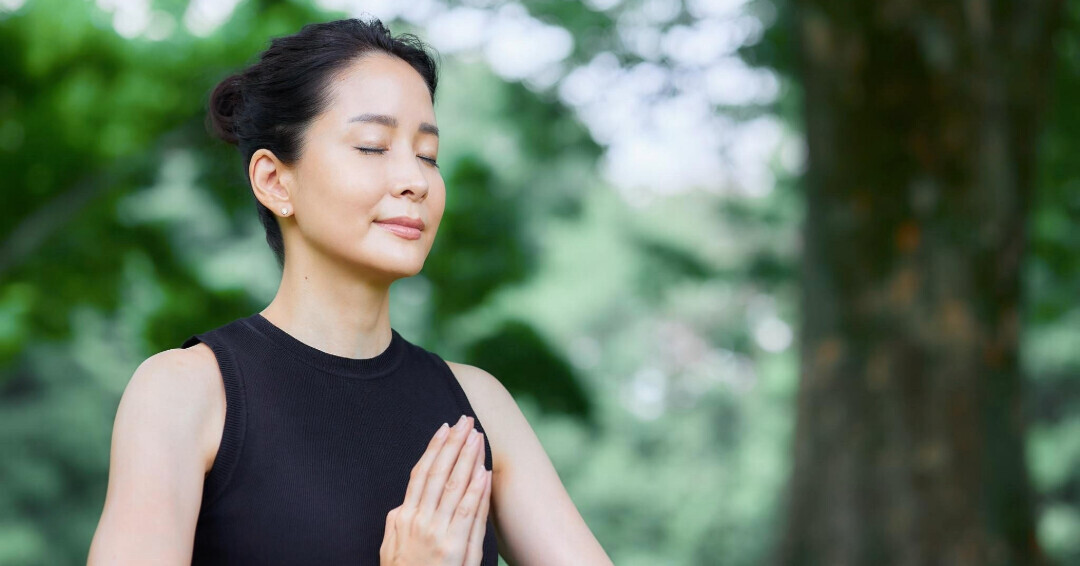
(382, 415, 492, 565)
(88, 53, 613, 565)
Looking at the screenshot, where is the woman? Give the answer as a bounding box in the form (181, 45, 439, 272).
(87, 17, 613, 566)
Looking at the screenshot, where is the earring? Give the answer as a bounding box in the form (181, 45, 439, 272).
(281, 207, 289, 216)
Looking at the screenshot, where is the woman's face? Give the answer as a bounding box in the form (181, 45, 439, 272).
(284, 53, 444, 281)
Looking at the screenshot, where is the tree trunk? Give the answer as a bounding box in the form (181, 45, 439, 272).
(777, 1, 1063, 565)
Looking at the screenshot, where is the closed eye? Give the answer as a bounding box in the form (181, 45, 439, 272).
(355, 147, 439, 169)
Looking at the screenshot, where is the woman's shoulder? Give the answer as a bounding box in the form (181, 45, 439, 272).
(442, 361, 504, 397)
(119, 345, 227, 474)
(442, 361, 524, 476)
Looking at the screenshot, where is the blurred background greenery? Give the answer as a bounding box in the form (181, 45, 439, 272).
(1, 0, 1077, 565)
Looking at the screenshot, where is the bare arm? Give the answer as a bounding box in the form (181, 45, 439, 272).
(87, 345, 224, 565)
(446, 362, 614, 566)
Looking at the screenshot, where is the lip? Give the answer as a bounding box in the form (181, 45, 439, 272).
(375, 216, 425, 230)
(374, 216, 424, 240)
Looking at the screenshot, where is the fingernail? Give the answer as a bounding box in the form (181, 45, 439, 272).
(436, 423, 449, 438)
(456, 415, 467, 427)
(466, 430, 479, 445)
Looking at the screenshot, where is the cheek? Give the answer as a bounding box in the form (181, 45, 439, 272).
(430, 181, 448, 217)
(320, 176, 382, 218)
(429, 177, 447, 209)
(303, 147, 379, 206)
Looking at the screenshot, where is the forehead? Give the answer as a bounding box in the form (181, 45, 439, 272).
(322, 53, 435, 124)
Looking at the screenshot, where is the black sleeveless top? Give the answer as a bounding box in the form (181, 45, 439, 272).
(179, 312, 498, 565)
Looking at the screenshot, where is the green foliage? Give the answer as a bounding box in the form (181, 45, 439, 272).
(464, 319, 593, 422)
(424, 154, 536, 324)
(1025, 2, 1080, 562)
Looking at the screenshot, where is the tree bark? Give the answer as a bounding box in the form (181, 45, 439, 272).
(777, 1, 1063, 565)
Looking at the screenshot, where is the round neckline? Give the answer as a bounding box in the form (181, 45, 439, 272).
(244, 312, 406, 379)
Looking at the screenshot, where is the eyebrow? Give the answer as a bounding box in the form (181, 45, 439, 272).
(347, 113, 439, 138)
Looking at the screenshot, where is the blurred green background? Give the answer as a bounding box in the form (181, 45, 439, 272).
(1, 0, 1077, 564)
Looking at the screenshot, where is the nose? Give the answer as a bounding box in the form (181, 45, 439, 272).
(391, 150, 430, 201)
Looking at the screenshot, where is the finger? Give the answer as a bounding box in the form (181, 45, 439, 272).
(448, 453, 488, 549)
(402, 420, 452, 509)
(433, 430, 484, 530)
(418, 416, 474, 517)
(380, 508, 399, 562)
(462, 462, 491, 565)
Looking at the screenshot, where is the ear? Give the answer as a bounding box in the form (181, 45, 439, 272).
(249, 149, 294, 216)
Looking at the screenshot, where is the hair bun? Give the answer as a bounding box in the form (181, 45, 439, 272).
(207, 73, 244, 145)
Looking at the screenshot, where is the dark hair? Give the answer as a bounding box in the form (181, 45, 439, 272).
(207, 17, 440, 268)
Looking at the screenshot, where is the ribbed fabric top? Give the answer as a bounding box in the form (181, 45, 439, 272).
(245, 313, 406, 378)
(180, 312, 498, 565)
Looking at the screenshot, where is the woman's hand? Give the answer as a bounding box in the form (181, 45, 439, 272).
(380, 416, 492, 566)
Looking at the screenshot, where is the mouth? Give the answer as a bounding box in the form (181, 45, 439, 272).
(374, 217, 424, 240)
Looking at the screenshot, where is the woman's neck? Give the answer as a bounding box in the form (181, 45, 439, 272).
(261, 251, 395, 360)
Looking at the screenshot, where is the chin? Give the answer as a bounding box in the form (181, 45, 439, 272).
(343, 238, 431, 280)
(360, 256, 428, 281)
(388, 263, 425, 279)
